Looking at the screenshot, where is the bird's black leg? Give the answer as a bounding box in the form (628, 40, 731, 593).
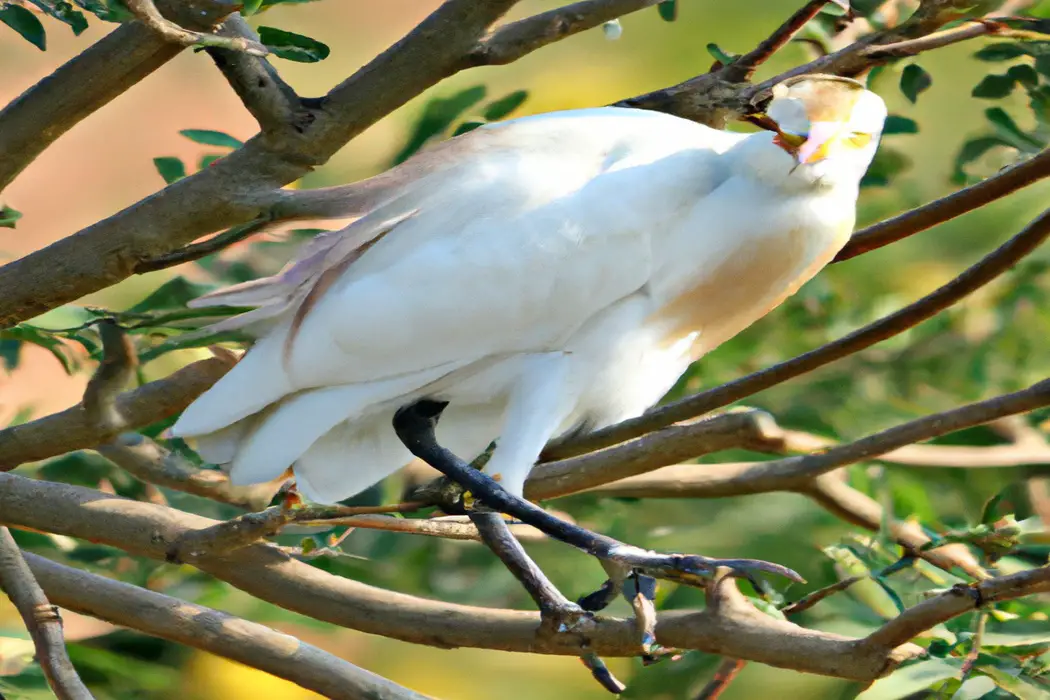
(393, 400, 803, 588)
(468, 511, 590, 636)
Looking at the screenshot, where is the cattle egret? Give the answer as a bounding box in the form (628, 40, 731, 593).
(172, 74, 887, 505)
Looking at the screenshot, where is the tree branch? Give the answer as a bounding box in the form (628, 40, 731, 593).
(0, 0, 241, 194)
(837, 148, 1050, 263)
(97, 434, 280, 511)
(721, 0, 839, 82)
(22, 552, 429, 700)
(0, 355, 235, 469)
(0, 472, 925, 680)
(864, 566, 1050, 648)
(466, 0, 664, 67)
(0, 528, 92, 700)
(546, 207, 1050, 460)
(124, 0, 267, 55)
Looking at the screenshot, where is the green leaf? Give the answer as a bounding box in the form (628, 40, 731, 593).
(0, 4, 46, 50)
(657, 0, 677, 21)
(198, 154, 223, 169)
(899, 64, 932, 103)
(451, 120, 486, 137)
(1008, 64, 1040, 89)
(706, 42, 739, 65)
(0, 204, 22, 228)
(257, 26, 329, 63)
(179, 129, 243, 149)
(393, 85, 487, 164)
(860, 146, 911, 188)
(27, 0, 88, 34)
(952, 135, 1011, 183)
(152, 157, 186, 184)
(985, 107, 1045, 151)
(240, 0, 262, 15)
(883, 115, 918, 135)
(71, 0, 132, 22)
(482, 90, 528, 121)
(975, 43, 1030, 61)
(857, 659, 963, 699)
(127, 277, 214, 313)
(973, 73, 1016, 99)
(980, 492, 1005, 525)
(0, 339, 21, 371)
(0, 325, 77, 374)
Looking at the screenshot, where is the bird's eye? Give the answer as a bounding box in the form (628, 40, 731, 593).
(847, 132, 873, 148)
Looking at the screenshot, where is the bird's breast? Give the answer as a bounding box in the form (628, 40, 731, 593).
(647, 217, 852, 359)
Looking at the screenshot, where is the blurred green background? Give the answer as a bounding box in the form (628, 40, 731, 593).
(2, 1, 1050, 698)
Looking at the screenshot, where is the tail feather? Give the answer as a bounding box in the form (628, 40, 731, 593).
(293, 415, 412, 504)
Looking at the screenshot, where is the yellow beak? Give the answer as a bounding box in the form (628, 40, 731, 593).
(796, 121, 844, 164)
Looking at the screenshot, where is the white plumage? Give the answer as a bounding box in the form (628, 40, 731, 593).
(171, 76, 888, 503)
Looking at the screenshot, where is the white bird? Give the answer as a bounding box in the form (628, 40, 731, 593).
(171, 75, 887, 504)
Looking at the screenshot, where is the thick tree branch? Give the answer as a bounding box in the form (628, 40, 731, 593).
(206, 16, 308, 135)
(466, 0, 664, 67)
(0, 473, 924, 679)
(547, 207, 1050, 460)
(0, 0, 241, 194)
(0, 355, 234, 469)
(0, 528, 92, 700)
(22, 553, 428, 700)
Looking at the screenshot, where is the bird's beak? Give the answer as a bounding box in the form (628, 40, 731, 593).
(796, 121, 844, 165)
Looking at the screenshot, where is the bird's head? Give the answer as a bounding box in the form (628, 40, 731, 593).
(749, 75, 887, 189)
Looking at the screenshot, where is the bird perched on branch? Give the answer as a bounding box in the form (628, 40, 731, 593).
(172, 74, 887, 504)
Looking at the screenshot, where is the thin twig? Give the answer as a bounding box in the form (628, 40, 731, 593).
(134, 217, 274, 273)
(694, 658, 747, 700)
(723, 0, 840, 81)
(124, 0, 268, 55)
(865, 566, 1050, 648)
(0, 528, 93, 700)
(22, 552, 429, 700)
(837, 148, 1050, 263)
(167, 501, 423, 561)
(546, 207, 1050, 460)
(295, 512, 550, 543)
(82, 320, 137, 434)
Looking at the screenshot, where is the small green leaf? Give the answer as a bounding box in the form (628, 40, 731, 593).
(1008, 63, 1040, 89)
(482, 90, 528, 121)
(0, 3, 46, 50)
(861, 146, 911, 188)
(0, 339, 21, 371)
(128, 277, 214, 313)
(240, 0, 262, 15)
(451, 120, 486, 137)
(882, 115, 918, 135)
(899, 64, 932, 104)
(980, 492, 1005, 525)
(706, 42, 739, 65)
(0, 325, 77, 374)
(179, 129, 243, 149)
(153, 157, 186, 184)
(257, 26, 329, 63)
(27, 0, 88, 34)
(393, 85, 487, 164)
(198, 154, 223, 170)
(657, 0, 677, 21)
(952, 135, 1011, 183)
(0, 204, 22, 228)
(985, 106, 1045, 151)
(974, 43, 1030, 61)
(972, 73, 1016, 99)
